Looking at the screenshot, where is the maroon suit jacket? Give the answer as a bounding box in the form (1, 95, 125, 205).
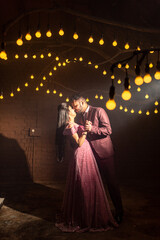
(76, 105, 114, 159)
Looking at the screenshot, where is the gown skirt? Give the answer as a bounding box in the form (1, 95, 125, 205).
(55, 124, 118, 232)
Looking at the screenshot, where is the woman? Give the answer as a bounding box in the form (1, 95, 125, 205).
(55, 103, 118, 232)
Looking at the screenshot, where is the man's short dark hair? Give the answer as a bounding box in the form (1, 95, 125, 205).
(70, 94, 86, 103)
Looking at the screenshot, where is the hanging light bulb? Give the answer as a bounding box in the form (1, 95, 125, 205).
(49, 71, 52, 76)
(25, 82, 28, 87)
(103, 70, 107, 75)
(43, 76, 46, 80)
(48, 53, 52, 57)
(79, 57, 83, 61)
(134, 63, 143, 86)
(124, 107, 128, 112)
(88, 61, 92, 65)
(112, 40, 117, 47)
(154, 101, 158, 106)
(100, 95, 103, 100)
(94, 65, 98, 69)
(17, 87, 21, 92)
(59, 92, 63, 97)
(136, 46, 141, 51)
(25, 32, 32, 41)
(32, 55, 36, 59)
(154, 51, 160, 80)
(16, 35, 23, 46)
(10, 92, 14, 97)
(117, 79, 121, 84)
(125, 63, 129, 69)
(66, 97, 69, 102)
(58, 62, 61, 67)
(138, 110, 142, 114)
(24, 54, 28, 59)
(149, 62, 153, 68)
(137, 87, 141, 92)
(121, 71, 131, 101)
(40, 82, 43, 87)
(40, 54, 44, 58)
(143, 54, 152, 83)
(86, 98, 89, 102)
(15, 54, 19, 59)
(124, 42, 130, 50)
(53, 66, 57, 71)
(59, 26, 64, 36)
(30, 75, 34, 79)
(106, 84, 116, 110)
(119, 105, 123, 110)
(99, 35, 104, 45)
(53, 89, 56, 94)
(131, 109, 134, 113)
(0, 92, 4, 99)
(95, 94, 98, 99)
(0, 42, 7, 60)
(154, 108, 158, 114)
(36, 87, 39, 91)
(118, 63, 122, 68)
(46, 29, 52, 37)
(146, 110, 150, 115)
(55, 56, 59, 61)
(145, 94, 149, 99)
(46, 89, 50, 94)
(88, 35, 94, 43)
(73, 32, 79, 40)
(35, 30, 41, 38)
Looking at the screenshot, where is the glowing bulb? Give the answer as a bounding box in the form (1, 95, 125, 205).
(25, 82, 28, 87)
(59, 28, 64, 36)
(0, 50, 7, 59)
(95, 65, 98, 69)
(118, 63, 122, 68)
(131, 109, 134, 113)
(15, 54, 19, 59)
(59, 92, 63, 97)
(88, 36, 94, 43)
(40, 83, 43, 87)
(100, 95, 103, 100)
(95, 94, 98, 99)
(43, 76, 46, 80)
(136, 46, 141, 51)
(66, 97, 69, 102)
(33, 55, 36, 59)
(53, 89, 56, 94)
(86, 98, 89, 102)
(125, 63, 129, 69)
(154, 101, 158, 106)
(149, 63, 153, 68)
(74, 58, 77, 61)
(119, 105, 123, 110)
(124, 42, 130, 49)
(10, 92, 14, 97)
(150, 50, 154, 54)
(99, 38, 104, 45)
(103, 70, 107, 75)
(117, 79, 121, 84)
(154, 108, 158, 114)
(46, 89, 50, 94)
(36, 87, 39, 91)
(58, 62, 61, 66)
(121, 89, 131, 101)
(25, 33, 32, 41)
(30, 75, 34, 79)
(137, 87, 141, 92)
(124, 107, 128, 112)
(17, 87, 21, 92)
(154, 71, 160, 80)
(143, 73, 152, 83)
(73, 32, 79, 40)
(0, 94, 4, 99)
(49, 72, 52, 76)
(88, 61, 92, 65)
(106, 99, 116, 110)
(24, 54, 28, 58)
(135, 75, 143, 86)
(35, 30, 41, 38)
(53, 66, 57, 71)
(46, 30, 52, 37)
(63, 62, 66, 66)
(146, 110, 150, 115)
(40, 54, 44, 58)
(145, 94, 149, 99)
(48, 53, 51, 57)
(111, 75, 115, 79)
(16, 37, 23, 46)
(55, 56, 59, 61)
(66, 59, 70, 63)
(79, 57, 83, 61)
(112, 40, 117, 47)
(138, 110, 142, 114)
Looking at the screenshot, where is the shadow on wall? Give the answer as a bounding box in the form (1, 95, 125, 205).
(0, 133, 32, 183)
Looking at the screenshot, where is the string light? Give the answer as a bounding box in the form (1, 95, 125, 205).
(32, 55, 36, 59)
(46, 89, 50, 94)
(53, 89, 56, 94)
(48, 53, 52, 57)
(17, 87, 21, 92)
(117, 79, 121, 84)
(35, 30, 41, 38)
(146, 110, 150, 115)
(46, 30, 52, 37)
(30, 75, 34, 79)
(88, 35, 94, 43)
(106, 83, 116, 110)
(16, 36, 23, 46)
(103, 70, 107, 75)
(36, 87, 39, 91)
(10, 92, 14, 97)
(86, 98, 89, 102)
(119, 105, 123, 110)
(118, 63, 122, 68)
(25, 82, 28, 87)
(138, 110, 142, 114)
(145, 94, 149, 99)
(124, 42, 130, 50)
(59, 27, 64, 36)
(59, 92, 63, 97)
(154, 108, 158, 114)
(112, 40, 117, 47)
(154, 51, 160, 80)
(55, 56, 59, 61)
(137, 87, 141, 92)
(121, 71, 131, 101)
(66, 97, 69, 102)
(124, 107, 128, 112)
(15, 54, 19, 59)
(100, 95, 103, 100)
(95, 94, 98, 99)
(73, 32, 79, 40)
(94, 65, 98, 69)
(79, 57, 83, 61)
(40, 54, 44, 58)
(154, 101, 158, 106)
(99, 35, 104, 45)
(135, 62, 143, 86)
(25, 32, 32, 41)
(40, 83, 43, 87)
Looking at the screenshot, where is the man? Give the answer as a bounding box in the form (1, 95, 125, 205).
(70, 94, 123, 224)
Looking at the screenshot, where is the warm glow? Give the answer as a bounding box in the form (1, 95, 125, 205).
(53, 66, 57, 71)
(16, 37, 23, 46)
(106, 99, 116, 110)
(117, 79, 121, 84)
(24, 54, 28, 58)
(59, 92, 63, 97)
(119, 105, 123, 110)
(103, 70, 107, 75)
(112, 40, 117, 47)
(145, 94, 149, 99)
(79, 57, 83, 61)
(95, 94, 98, 99)
(30, 75, 34, 79)
(131, 109, 134, 113)
(111, 75, 115, 79)
(53, 89, 56, 94)
(138, 110, 142, 114)
(33, 55, 36, 59)
(88, 36, 94, 43)
(125, 63, 129, 69)
(88, 61, 92, 64)
(25, 82, 28, 87)
(10, 92, 14, 97)
(40, 83, 43, 87)
(137, 87, 141, 92)
(0, 94, 4, 99)
(0, 50, 7, 59)
(66, 97, 69, 102)
(46, 89, 50, 94)
(86, 98, 89, 102)
(149, 63, 153, 68)
(146, 110, 150, 115)
(48, 53, 51, 57)
(136, 46, 141, 51)
(135, 75, 143, 85)
(118, 63, 122, 68)
(66, 59, 70, 63)
(58, 62, 61, 66)
(40, 54, 44, 58)
(46, 30, 52, 37)
(154, 71, 160, 80)
(143, 73, 152, 83)
(74, 58, 77, 61)
(59, 28, 64, 36)
(124, 42, 130, 49)
(121, 89, 131, 101)
(124, 107, 128, 112)
(95, 65, 98, 69)
(49, 71, 52, 76)
(35, 30, 41, 38)
(100, 95, 103, 100)
(99, 38, 104, 45)
(36, 87, 39, 91)
(154, 101, 158, 106)
(154, 108, 158, 114)
(43, 76, 46, 80)
(73, 32, 79, 40)
(25, 33, 32, 41)
(17, 87, 20, 92)
(55, 56, 59, 61)
(15, 54, 19, 59)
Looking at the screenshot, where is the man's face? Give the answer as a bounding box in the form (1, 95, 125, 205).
(71, 100, 84, 113)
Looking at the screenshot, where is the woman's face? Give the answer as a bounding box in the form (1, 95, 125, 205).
(68, 105, 76, 118)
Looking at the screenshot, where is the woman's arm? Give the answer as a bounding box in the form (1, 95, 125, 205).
(72, 132, 87, 147)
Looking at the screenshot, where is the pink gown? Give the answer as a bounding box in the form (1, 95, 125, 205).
(55, 124, 118, 232)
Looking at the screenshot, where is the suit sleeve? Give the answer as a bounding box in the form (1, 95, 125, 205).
(90, 108, 112, 137)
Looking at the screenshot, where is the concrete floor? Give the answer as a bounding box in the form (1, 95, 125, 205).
(0, 178, 159, 240)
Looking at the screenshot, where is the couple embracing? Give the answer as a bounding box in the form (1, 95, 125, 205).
(55, 94, 123, 232)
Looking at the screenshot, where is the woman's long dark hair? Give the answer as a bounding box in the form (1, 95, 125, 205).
(55, 103, 69, 162)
